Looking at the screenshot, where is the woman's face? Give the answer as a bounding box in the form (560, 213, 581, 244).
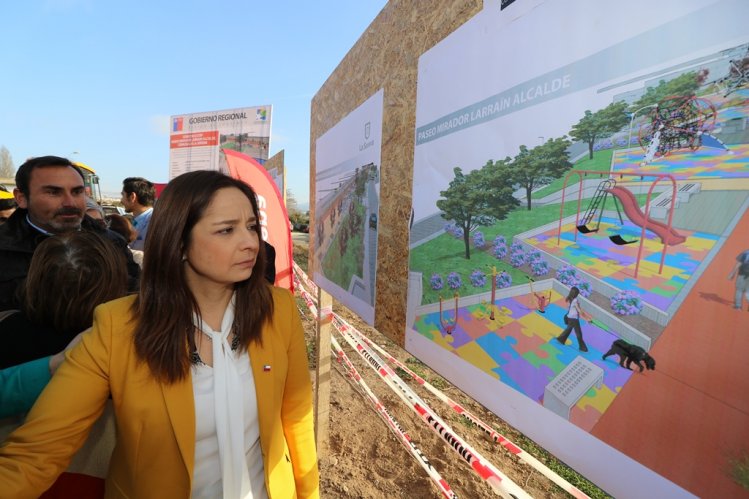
(183, 187, 260, 292)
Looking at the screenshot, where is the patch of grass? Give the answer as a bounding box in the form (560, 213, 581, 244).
(429, 376, 449, 390)
(412, 194, 650, 305)
(730, 452, 749, 490)
(532, 149, 615, 199)
(321, 204, 365, 288)
(404, 357, 429, 379)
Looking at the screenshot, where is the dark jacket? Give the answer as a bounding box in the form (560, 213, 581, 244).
(0, 208, 140, 311)
(0, 311, 76, 369)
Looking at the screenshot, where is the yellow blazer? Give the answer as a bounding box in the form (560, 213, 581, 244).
(0, 288, 319, 498)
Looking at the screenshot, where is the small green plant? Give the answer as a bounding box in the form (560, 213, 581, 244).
(429, 377, 449, 390)
(306, 341, 316, 369)
(729, 452, 749, 490)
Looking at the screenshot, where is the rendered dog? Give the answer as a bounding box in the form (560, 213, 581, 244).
(602, 339, 656, 372)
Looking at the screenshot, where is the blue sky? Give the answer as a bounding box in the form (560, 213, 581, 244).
(0, 1, 387, 207)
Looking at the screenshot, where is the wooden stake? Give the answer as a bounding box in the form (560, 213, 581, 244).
(314, 286, 333, 456)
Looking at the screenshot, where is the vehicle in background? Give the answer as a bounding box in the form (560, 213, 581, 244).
(369, 213, 377, 230)
(101, 205, 126, 217)
(73, 162, 102, 203)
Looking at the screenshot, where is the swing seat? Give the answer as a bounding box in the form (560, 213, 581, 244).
(609, 234, 638, 245)
(576, 224, 598, 234)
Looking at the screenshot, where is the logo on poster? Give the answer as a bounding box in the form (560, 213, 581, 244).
(256, 109, 267, 121)
(172, 117, 183, 132)
(360, 122, 374, 151)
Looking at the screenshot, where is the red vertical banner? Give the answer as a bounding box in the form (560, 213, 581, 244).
(222, 149, 293, 290)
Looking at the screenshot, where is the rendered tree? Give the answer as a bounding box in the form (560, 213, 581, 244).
(0, 146, 15, 178)
(633, 70, 707, 109)
(510, 137, 571, 210)
(437, 163, 519, 259)
(569, 101, 629, 160)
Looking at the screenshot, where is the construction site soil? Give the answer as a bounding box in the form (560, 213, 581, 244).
(293, 242, 608, 498)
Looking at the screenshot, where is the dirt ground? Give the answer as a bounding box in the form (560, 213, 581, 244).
(292, 242, 606, 498)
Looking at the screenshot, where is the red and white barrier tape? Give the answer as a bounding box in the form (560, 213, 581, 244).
(330, 335, 457, 498)
(293, 261, 319, 294)
(349, 327, 589, 499)
(294, 271, 456, 496)
(294, 266, 523, 497)
(333, 316, 529, 499)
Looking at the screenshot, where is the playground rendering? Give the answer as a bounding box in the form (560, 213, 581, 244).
(408, 87, 749, 495)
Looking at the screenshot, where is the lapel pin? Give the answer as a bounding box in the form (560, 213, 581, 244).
(263, 365, 272, 372)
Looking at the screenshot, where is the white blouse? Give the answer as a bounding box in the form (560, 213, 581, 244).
(190, 298, 267, 499)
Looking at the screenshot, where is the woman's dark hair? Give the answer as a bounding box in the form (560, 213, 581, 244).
(132, 170, 272, 383)
(565, 286, 580, 303)
(22, 231, 129, 333)
(106, 214, 137, 243)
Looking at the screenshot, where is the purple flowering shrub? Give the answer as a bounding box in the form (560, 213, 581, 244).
(493, 235, 506, 246)
(527, 249, 543, 264)
(510, 241, 524, 254)
(495, 272, 512, 289)
(470, 269, 487, 287)
(430, 273, 444, 291)
(447, 272, 462, 290)
(531, 260, 550, 276)
(510, 251, 526, 268)
(443, 222, 463, 239)
(610, 290, 643, 315)
(472, 231, 486, 249)
(593, 139, 614, 151)
(493, 243, 508, 260)
(555, 265, 592, 297)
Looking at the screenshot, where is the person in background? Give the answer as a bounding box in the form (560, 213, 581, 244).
(0, 333, 83, 418)
(0, 170, 319, 498)
(0, 187, 16, 224)
(120, 176, 155, 251)
(84, 197, 106, 229)
(728, 248, 749, 310)
(0, 231, 129, 369)
(0, 156, 139, 311)
(556, 286, 591, 352)
(105, 213, 137, 245)
(106, 213, 143, 267)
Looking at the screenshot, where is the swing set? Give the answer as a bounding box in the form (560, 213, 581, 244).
(575, 178, 638, 245)
(556, 169, 681, 278)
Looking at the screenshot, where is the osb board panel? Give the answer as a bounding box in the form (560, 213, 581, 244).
(310, 0, 482, 346)
(265, 149, 285, 199)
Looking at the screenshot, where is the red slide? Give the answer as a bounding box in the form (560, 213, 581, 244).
(606, 186, 686, 245)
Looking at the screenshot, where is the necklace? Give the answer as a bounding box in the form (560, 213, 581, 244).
(190, 328, 241, 365)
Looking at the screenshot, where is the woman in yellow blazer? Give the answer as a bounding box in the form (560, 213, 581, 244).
(0, 170, 319, 498)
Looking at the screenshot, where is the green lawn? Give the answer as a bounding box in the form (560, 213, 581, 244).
(322, 204, 365, 289)
(532, 149, 615, 199)
(411, 193, 650, 305)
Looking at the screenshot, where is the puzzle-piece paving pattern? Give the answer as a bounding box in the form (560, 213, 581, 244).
(526, 217, 717, 312)
(412, 97, 748, 433)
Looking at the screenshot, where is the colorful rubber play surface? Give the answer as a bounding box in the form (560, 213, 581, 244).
(413, 291, 636, 431)
(612, 93, 749, 178)
(524, 218, 718, 312)
(612, 143, 749, 179)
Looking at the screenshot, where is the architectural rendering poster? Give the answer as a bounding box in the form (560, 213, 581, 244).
(169, 105, 272, 179)
(313, 90, 383, 325)
(407, 0, 749, 496)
